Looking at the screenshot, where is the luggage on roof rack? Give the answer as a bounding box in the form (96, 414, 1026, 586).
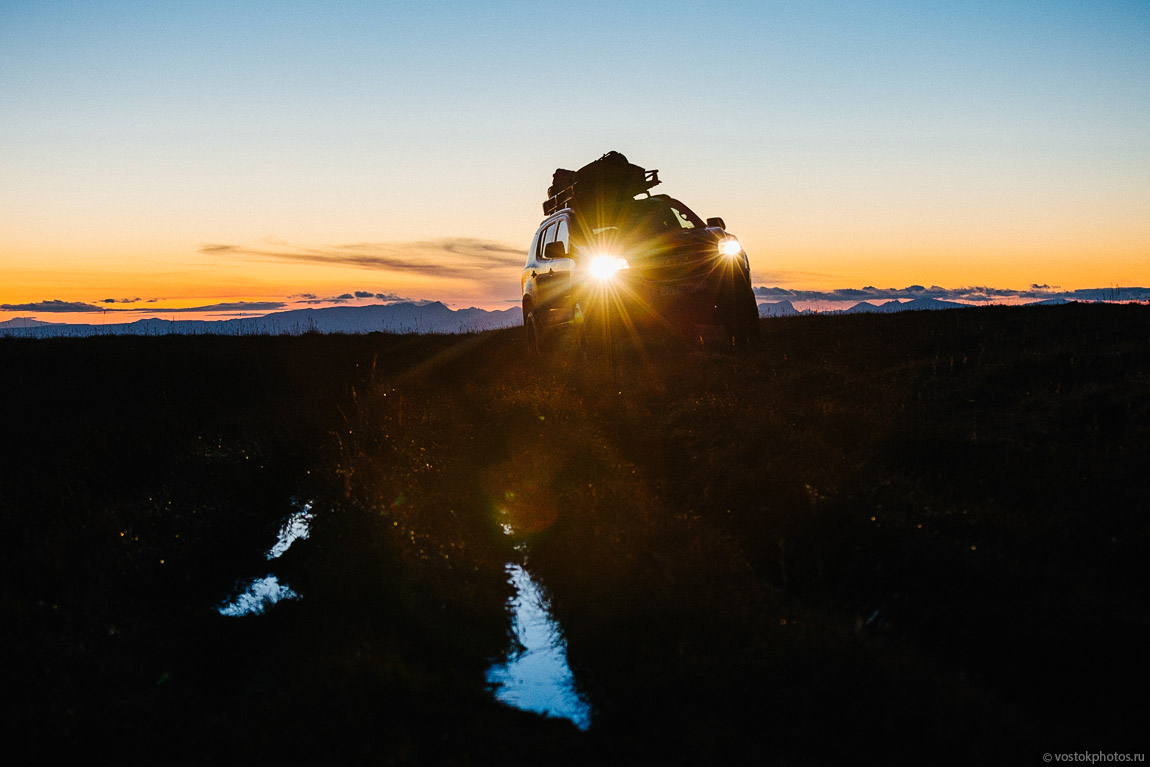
(543, 151, 660, 215)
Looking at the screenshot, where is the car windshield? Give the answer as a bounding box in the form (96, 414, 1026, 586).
(625, 197, 705, 232)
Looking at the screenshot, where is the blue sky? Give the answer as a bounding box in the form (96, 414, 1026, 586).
(2, 1, 1148, 317)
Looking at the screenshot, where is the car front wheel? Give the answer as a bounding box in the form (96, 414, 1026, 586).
(721, 276, 758, 349)
(524, 305, 543, 355)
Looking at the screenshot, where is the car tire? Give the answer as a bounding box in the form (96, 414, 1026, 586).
(724, 273, 758, 349)
(524, 305, 543, 356)
(734, 294, 759, 349)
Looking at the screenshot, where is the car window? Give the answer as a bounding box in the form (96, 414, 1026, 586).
(538, 223, 557, 259)
(624, 198, 703, 232)
(529, 229, 543, 262)
(668, 206, 697, 230)
(555, 219, 569, 256)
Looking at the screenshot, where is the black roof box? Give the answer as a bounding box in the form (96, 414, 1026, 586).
(543, 151, 660, 215)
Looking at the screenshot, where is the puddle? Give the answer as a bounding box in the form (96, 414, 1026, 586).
(217, 499, 591, 729)
(217, 500, 312, 617)
(266, 501, 314, 559)
(217, 575, 300, 617)
(486, 561, 592, 730)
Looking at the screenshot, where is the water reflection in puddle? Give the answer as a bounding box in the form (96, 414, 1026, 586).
(217, 500, 312, 617)
(486, 561, 592, 730)
(217, 575, 300, 617)
(218, 500, 590, 727)
(266, 501, 314, 559)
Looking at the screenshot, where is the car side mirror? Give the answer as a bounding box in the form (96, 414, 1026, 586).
(706, 217, 726, 230)
(543, 241, 567, 259)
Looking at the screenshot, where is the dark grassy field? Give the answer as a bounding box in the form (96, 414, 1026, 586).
(3, 303, 1148, 764)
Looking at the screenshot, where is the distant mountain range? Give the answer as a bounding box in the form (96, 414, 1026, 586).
(757, 300, 800, 317)
(0, 295, 1100, 338)
(842, 297, 973, 313)
(758, 296, 1073, 317)
(0, 302, 521, 338)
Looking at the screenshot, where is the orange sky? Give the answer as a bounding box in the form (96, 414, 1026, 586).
(3, 2, 1148, 324)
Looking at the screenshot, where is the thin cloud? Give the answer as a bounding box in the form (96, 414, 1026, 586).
(1059, 287, 1150, 301)
(754, 285, 1150, 303)
(293, 291, 415, 305)
(200, 238, 525, 280)
(97, 301, 288, 314)
(1, 300, 104, 312)
(754, 270, 838, 284)
(148, 301, 288, 313)
(753, 286, 954, 302)
(101, 300, 289, 313)
(0, 298, 281, 314)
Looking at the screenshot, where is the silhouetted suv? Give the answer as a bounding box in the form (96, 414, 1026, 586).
(521, 151, 757, 354)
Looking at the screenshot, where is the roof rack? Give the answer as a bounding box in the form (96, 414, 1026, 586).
(543, 151, 660, 215)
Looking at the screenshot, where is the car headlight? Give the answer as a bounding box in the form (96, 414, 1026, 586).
(589, 254, 630, 280)
(719, 237, 742, 257)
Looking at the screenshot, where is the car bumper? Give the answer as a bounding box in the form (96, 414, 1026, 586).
(577, 266, 750, 329)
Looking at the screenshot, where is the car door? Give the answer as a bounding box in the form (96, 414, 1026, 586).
(535, 216, 575, 326)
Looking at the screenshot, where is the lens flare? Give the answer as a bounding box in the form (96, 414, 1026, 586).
(719, 238, 742, 257)
(590, 254, 630, 280)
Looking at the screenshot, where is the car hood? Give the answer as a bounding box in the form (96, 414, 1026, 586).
(624, 227, 727, 282)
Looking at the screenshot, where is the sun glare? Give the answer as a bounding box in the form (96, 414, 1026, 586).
(589, 255, 630, 281)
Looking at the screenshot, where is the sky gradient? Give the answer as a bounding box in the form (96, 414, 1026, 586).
(3, 0, 1148, 322)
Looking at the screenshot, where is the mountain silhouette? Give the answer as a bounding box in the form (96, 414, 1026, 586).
(0, 302, 520, 338)
(757, 300, 799, 317)
(844, 297, 970, 314)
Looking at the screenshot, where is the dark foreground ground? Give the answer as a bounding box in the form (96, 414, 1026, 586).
(2, 303, 1148, 764)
